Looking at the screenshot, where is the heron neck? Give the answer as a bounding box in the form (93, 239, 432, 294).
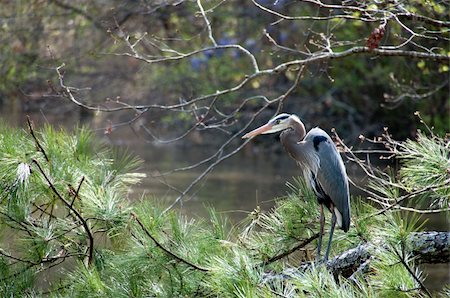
(280, 120, 307, 163)
(281, 120, 306, 143)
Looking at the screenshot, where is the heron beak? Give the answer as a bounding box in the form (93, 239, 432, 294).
(242, 123, 274, 139)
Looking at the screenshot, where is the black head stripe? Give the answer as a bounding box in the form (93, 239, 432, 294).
(270, 113, 291, 124)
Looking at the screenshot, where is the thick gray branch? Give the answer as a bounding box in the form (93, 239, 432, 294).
(263, 231, 449, 283)
(411, 231, 450, 264)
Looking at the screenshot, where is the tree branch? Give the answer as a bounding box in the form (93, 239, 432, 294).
(27, 116, 49, 163)
(274, 47, 449, 74)
(261, 233, 319, 266)
(31, 159, 94, 267)
(131, 212, 209, 272)
(262, 231, 450, 283)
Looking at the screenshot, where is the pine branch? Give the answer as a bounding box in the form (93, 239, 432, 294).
(391, 247, 432, 297)
(131, 212, 209, 272)
(31, 159, 94, 267)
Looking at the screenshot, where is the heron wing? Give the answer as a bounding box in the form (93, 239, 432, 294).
(307, 128, 350, 232)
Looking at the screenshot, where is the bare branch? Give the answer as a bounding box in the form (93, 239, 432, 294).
(162, 67, 303, 212)
(255, 0, 450, 28)
(162, 103, 271, 213)
(261, 233, 319, 266)
(251, 0, 380, 22)
(196, 0, 217, 46)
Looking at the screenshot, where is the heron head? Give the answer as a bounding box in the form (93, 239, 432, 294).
(242, 113, 300, 139)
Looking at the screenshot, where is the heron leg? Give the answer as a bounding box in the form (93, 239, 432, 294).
(316, 204, 325, 261)
(324, 210, 337, 261)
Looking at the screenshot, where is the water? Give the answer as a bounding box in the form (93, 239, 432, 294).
(129, 142, 300, 220)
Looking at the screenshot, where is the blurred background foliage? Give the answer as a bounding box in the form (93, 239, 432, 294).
(0, 0, 448, 140)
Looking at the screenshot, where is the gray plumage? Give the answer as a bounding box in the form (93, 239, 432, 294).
(282, 126, 350, 232)
(242, 113, 351, 261)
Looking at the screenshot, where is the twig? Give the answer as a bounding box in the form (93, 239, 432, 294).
(254, 0, 450, 28)
(252, 0, 378, 22)
(261, 233, 319, 266)
(0, 249, 35, 265)
(27, 116, 50, 162)
(69, 176, 85, 208)
(161, 103, 270, 213)
(196, 0, 217, 46)
(273, 47, 449, 74)
(396, 206, 450, 214)
(131, 212, 209, 272)
(32, 202, 58, 222)
(370, 185, 436, 217)
(163, 64, 303, 212)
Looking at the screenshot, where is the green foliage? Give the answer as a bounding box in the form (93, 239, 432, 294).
(367, 130, 449, 215)
(0, 123, 143, 296)
(0, 257, 35, 297)
(292, 265, 365, 298)
(399, 132, 450, 207)
(65, 263, 109, 298)
(368, 168, 401, 202)
(0, 123, 447, 297)
(349, 199, 383, 242)
(380, 212, 425, 249)
(239, 178, 319, 264)
(206, 248, 262, 297)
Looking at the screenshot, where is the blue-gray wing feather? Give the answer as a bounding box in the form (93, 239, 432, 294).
(306, 128, 350, 231)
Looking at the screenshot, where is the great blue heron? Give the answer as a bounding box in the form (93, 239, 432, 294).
(242, 113, 350, 261)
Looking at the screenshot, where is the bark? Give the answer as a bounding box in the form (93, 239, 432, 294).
(262, 231, 449, 283)
(410, 231, 449, 264)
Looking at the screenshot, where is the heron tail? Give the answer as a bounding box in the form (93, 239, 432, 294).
(341, 207, 350, 232)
